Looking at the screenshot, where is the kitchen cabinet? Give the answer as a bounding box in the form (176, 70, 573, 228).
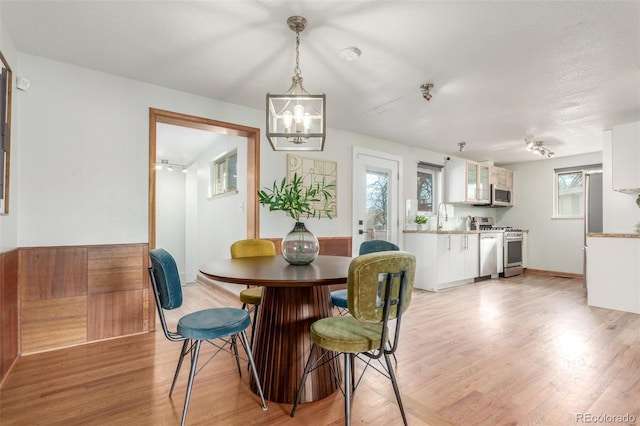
(405, 231, 478, 291)
(490, 166, 514, 192)
(439, 233, 479, 284)
(404, 232, 438, 290)
(586, 234, 640, 314)
(445, 159, 490, 204)
(612, 121, 640, 193)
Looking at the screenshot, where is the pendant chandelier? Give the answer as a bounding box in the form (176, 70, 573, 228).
(266, 16, 326, 151)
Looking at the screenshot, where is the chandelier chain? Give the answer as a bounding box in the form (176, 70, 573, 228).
(294, 30, 301, 77)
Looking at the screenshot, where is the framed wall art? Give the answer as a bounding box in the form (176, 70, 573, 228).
(287, 154, 337, 217)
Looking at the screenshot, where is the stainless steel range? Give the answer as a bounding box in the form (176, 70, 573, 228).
(474, 217, 524, 278)
(502, 228, 523, 277)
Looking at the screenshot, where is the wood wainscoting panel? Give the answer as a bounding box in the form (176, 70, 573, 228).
(319, 236, 352, 256)
(88, 244, 147, 294)
(21, 296, 87, 354)
(88, 289, 145, 341)
(1, 250, 19, 383)
(19, 247, 87, 301)
(264, 236, 352, 257)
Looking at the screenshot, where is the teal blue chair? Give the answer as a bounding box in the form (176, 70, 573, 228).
(291, 251, 416, 426)
(330, 240, 400, 315)
(148, 248, 267, 426)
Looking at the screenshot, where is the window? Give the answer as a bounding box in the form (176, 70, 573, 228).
(553, 164, 601, 218)
(0, 50, 12, 215)
(416, 162, 442, 215)
(366, 169, 389, 236)
(209, 149, 237, 197)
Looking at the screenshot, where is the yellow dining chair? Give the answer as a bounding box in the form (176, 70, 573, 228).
(291, 251, 416, 426)
(230, 239, 276, 349)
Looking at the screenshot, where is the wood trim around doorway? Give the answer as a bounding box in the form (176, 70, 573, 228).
(148, 108, 260, 249)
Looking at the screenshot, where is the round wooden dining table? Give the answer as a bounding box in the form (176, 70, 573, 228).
(199, 255, 352, 404)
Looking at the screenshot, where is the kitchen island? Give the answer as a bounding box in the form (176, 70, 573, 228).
(586, 233, 640, 314)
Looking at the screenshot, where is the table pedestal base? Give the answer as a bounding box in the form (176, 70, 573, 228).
(249, 285, 340, 403)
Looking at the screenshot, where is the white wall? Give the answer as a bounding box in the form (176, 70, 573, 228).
(13, 53, 449, 254)
(14, 52, 264, 247)
(0, 23, 19, 251)
(191, 135, 247, 279)
(13, 50, 633, 277)
(155, 168, 186, 282)
(499, 151, 603, 274)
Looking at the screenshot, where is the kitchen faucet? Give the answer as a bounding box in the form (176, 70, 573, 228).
(437, 202, 449, 230)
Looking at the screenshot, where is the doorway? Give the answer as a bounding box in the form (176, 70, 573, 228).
(149, 108, 260, 280)
(352, 147, 402, 255)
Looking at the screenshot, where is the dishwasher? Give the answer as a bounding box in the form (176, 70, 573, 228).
(479, 233, 498, 279)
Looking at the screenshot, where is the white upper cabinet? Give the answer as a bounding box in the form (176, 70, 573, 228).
(445, 158, 490, 204)
(489, 165, 514, 206)
(612, 121, 640, 194)
(490, 166, 513, 192)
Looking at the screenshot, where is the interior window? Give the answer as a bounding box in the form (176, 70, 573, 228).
(553, 164, 601, 218)
(416, 162, 442, 215)
(209, 149, 237, 197)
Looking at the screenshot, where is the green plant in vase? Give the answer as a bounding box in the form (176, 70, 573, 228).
(414, 215, 428, 230)
(258, 173, 335, 265)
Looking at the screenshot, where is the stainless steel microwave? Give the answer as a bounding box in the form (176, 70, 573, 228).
(491, 184, 512, 207)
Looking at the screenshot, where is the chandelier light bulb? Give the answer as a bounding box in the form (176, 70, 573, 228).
(283, 111, 293, 132)
(303, 113, 312, 132)
(294, 104, 304, 123)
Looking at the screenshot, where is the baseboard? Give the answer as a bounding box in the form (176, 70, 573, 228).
(524, 268, 583, 280)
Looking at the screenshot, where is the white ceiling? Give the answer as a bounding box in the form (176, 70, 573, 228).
(2, 1, 639, 165)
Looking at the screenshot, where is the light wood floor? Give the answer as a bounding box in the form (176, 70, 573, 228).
(1, 273, 639, 425)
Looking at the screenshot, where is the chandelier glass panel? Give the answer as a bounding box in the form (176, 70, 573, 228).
(266, 16, 326, 151)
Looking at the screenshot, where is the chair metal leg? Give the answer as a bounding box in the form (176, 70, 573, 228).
(249, 304, 258, 350)
(181, 340, 202, 426)
(384, 353, 408, 426)
(290, 343, 319, 417)
(231, 336, 242, 377)
(170, 340, 190, 397)
(239, 330, 267, 410)
(344, 352, 352, 426)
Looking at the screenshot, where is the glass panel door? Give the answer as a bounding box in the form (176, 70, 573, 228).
(353, 148, 400, 256)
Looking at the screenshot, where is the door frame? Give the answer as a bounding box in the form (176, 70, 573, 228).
(148, 108, 260, 249)
(352, 146, 403, 255)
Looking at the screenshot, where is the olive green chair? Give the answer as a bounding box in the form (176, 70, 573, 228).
(291, 251, 416, 426)
(330, 240, 400, 315)
(230, 239, 276, 349)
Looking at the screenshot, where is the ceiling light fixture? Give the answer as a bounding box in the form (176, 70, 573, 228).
(266, 16, 326, 151)
(339, 46, 361, 62)
(156, 159, 188, 172)
(458, 142, 466, 152)
(525, 140, 554, 158)
(420, 83, 434, 101)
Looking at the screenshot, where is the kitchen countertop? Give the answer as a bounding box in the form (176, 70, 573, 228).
(405, 229, 511, 234)
(587, 232, 640, 239)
